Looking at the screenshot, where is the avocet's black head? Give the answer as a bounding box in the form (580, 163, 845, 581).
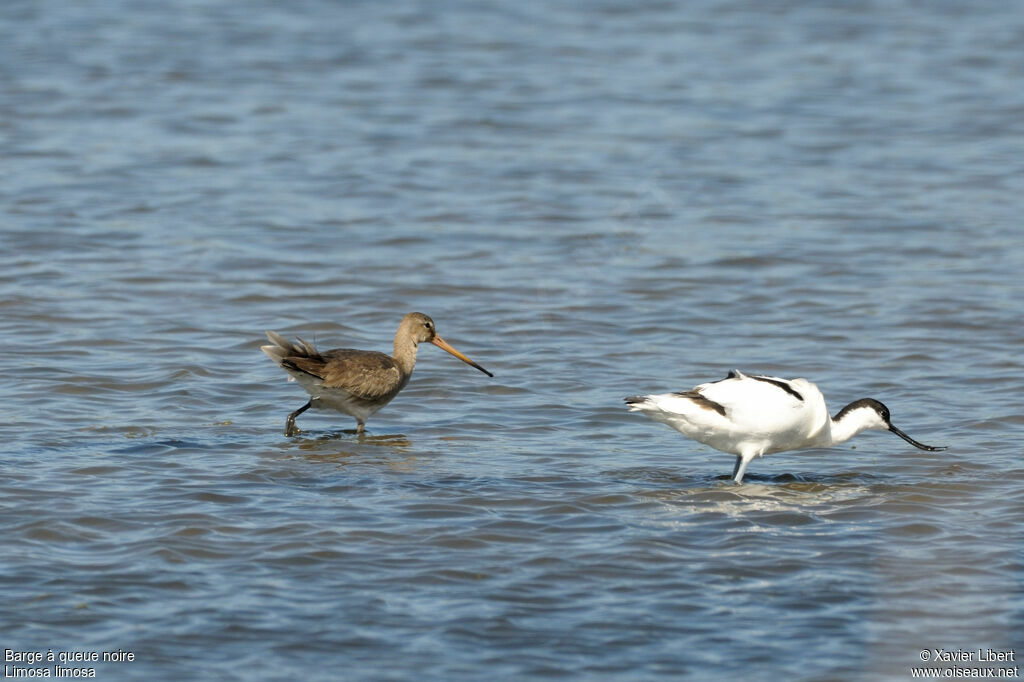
(834, 398, 946, 451)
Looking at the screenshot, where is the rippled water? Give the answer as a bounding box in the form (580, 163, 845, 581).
(3, 1, 1023, 680)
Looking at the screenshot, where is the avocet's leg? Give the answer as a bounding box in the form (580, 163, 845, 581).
(285, 400, 312, 436)
(732, 454, 754, 484)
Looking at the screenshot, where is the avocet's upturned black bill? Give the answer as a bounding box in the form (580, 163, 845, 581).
(624, 370, 946, 483)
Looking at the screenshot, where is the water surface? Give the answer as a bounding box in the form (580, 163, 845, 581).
(2, 1, 1023, 680)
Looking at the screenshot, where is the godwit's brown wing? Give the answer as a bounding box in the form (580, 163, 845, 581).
(287, 349, 406, 402)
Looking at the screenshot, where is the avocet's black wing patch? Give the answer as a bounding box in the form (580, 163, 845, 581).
(750, 375, 804, 402)
(672, 390, 727, 416)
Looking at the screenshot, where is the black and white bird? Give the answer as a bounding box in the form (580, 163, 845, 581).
(625, 370, 946, 483)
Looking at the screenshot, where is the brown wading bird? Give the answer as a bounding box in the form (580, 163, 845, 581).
(261, 312, 493, 436)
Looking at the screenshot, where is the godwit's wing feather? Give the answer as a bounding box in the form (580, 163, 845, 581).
(298, 337, 318, 357)
(265, 330, 294, 352)
(263, 331, 405, 402)
(261, 330, 313, 365)
(317, 349, 405, 401)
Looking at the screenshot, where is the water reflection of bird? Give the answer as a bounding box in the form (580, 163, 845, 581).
(625, 370, 945, 483)
(262, 313, 492, 436)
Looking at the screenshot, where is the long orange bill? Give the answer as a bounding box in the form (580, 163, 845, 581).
(431, 336, 493, 377)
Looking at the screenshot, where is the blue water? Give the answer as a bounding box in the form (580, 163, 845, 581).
(2, 1, 1023, 680)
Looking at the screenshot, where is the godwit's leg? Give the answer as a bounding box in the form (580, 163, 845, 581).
(356, 420, 365, 435)
(285, 400, 312, 436)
